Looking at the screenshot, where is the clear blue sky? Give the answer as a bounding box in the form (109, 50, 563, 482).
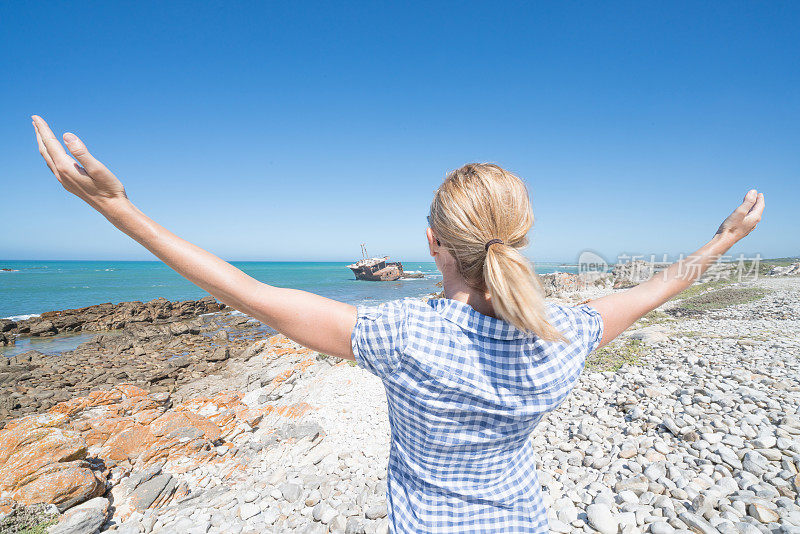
(1, 1, 797, 263)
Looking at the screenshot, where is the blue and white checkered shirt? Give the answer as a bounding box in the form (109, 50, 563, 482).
(351, 297, 604, 533)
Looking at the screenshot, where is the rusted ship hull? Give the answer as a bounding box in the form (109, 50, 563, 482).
(348, 262, 404, 281)
(347, 256, 406, 281)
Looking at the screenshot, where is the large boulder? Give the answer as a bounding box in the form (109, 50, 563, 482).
(29, 320, 57, 337)
(0, 412, 69, 465)
(611, 260, 660, 288)
(768, 262, 800, 276)
(48, 496, 109, 534)
(539, 272, 611, 297)
(0, 413, 106, 510)
(628, 327, 669, 344)
(128, 474, 176, 510)
(540, 273, 586, 297)
(14, 465, 105, 512)
(206, 346, 230, 362)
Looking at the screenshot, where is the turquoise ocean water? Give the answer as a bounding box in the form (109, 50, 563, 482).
(0, 260, 575, 357)
(0, 260, 576, 318)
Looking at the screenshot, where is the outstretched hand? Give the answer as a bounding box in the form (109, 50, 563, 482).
(589, 189, 765, 350)
(32, 115, 128, 213)
(30, 115, 358, 360)
(715, 189, 765, 245)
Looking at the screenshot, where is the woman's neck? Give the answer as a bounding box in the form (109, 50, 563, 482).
(443, 276, 496, 318)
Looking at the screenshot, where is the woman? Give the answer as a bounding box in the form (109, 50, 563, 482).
(31, 116, 764, 533)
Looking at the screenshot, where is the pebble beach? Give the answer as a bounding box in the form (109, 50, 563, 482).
(1, 264, 799, 534)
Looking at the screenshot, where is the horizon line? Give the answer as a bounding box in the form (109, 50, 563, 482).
(2, 257, 797, 264)
(0, 258, 576, 265)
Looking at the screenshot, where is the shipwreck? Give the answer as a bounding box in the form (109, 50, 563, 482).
(347, 244, 422, 281)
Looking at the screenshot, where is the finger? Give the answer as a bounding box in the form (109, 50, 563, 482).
(745, 192, 765, 221)
(33, 122, 60, 180)
(32, 115, 76, 174)
(63, 132, 108, 175)
(735, 189, 758, 214)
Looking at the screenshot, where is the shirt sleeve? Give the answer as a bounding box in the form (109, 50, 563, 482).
(573, 304, 603, 354)
(565, 303, 604, 355)
(547, 302, 605, 357)
(350, 298, 409, 379)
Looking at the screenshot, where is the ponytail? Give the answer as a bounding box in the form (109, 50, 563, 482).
(429, 163, 566, 342)
(484, 243, 565, 341)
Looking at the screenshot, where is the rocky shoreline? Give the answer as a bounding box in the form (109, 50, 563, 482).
(0, 296, 225, 345)
(0, 297, 260, 426)
(1, 263, 799, 533)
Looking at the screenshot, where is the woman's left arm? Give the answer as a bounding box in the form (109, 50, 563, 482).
(32, 116, 356, 359)
(587, 189, 764, 349)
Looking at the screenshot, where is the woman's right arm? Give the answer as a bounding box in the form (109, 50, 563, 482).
(33, 116, 357, 360)
(587, 190, 765, 349)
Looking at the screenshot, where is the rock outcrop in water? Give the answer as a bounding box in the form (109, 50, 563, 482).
(0, 307, 268, 426)
(0, 296, 225, 338)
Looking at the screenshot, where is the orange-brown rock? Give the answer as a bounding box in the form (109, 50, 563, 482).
(0, 428, 86, 491)
(96, 423, 151, 464)
(150, 411, 221, 441)
(0, 412, 69, 464)
(54, 385, 220, 468)
(0, 413, 106, 510)
(0, 373, 319, 515)
(12, 463, 105, 511)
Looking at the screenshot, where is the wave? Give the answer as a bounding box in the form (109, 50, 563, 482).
(0, 269, 20, 272)
(4, 313, 41, 321)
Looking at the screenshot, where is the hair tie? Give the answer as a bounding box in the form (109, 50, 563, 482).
(484, 239, 503, 251)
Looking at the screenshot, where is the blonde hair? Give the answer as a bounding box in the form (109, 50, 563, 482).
(428, 163, 565, 342)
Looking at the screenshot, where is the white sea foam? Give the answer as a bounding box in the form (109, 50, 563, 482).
(199, 309, 246, 318)
(4, 313, 41, 321)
